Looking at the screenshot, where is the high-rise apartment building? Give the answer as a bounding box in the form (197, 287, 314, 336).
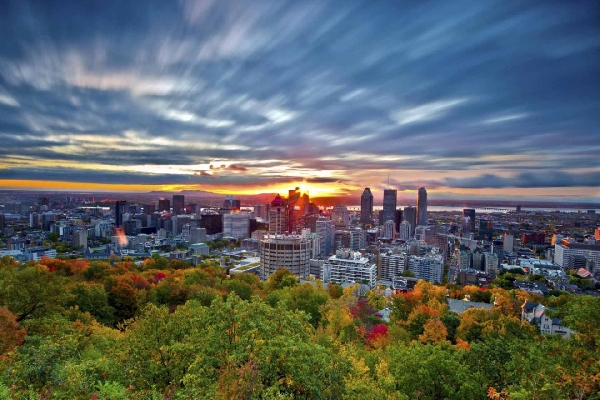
(259, 235, 312, 280)
(408, 253, 443, 283)
(398, 220, 411, 240)
(322, 249, 377, 288)
(417, 187, 427, 226)
(173, 195, 185, 215)
(382, 220, 395, 239)
(316, 218, 335, 257)
(382, 189, 397, 224)
(379, 252, 407, 280)
(360, 188, 373, 224)
(403, 206, 417, 238)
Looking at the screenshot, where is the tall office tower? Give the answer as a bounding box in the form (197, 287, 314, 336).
(394, 209, 403, 234)
(417, 187, 428, 226)
(331, 204, 349, 226)
(173, 195, 185, 215)
(382, 189, 397, 224)
(403, 206, 417, 237)
(144, 204, 156, 215)
(223, 195, 241, 211)
(158, 199, 170, 212)
(260, 235, 312, 280)
(268, 194, 288, 234)
(463, 208, 476, 233)
(115, 200, 126, 227)
(479, 219, 493, 241)
(360, 188, 373, 224)
(287, 187, 302, 233)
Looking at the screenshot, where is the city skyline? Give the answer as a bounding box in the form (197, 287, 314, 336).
(0, 1, 598, 201)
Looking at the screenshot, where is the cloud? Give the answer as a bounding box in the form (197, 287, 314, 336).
(391, 98, 469, 126)
(436, 171, 600, 189)
(0, 0, 598, 198)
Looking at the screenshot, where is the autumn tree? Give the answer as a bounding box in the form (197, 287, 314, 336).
(0, 307, 26, 356)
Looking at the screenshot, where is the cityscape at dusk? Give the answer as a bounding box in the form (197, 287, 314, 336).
(1, 1, 599, 399)
(0, 0, 598, 201)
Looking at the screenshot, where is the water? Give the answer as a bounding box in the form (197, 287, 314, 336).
(343, 205, 599, 214)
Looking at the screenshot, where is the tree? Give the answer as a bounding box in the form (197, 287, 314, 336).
(0, 307, 26, 356)
(327, 283, 344, 299)
(0, 264, 69, 327)
(108, 280, 138, 325)
(265, 268, 297, 292)
(68, 283, 115, 326)
(387, 343, 485, 399)
(419, 318, 448, 344)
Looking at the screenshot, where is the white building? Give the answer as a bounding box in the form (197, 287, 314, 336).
(379, 252, 407, 281)
(94, 221, 113, 238)
(223, 212, 251, 239)
(483, 252, 499, 274)
(349, 228, 365, 251)
(382, 220, 395, 240)
(398, 221, 411, 240)
(408, 253, 444, 283)
(259, 234, 312, 280)
(554, 243, 600, 270)
(322, 249, 377, 288)
(24, 247, 57, 261)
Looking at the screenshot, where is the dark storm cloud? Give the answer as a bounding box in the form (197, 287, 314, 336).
(0, 0, 598, 190)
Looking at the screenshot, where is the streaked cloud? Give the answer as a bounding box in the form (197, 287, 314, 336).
(0, 0, 597, 200)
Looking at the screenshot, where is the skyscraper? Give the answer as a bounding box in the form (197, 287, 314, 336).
(360, 188, 373, 224)
(382, 189, 397, 224)
(158, 199, 170, 212)
(463, 208, 476, 233)
(115, 200, 126, 227)
(268, 194, 288, 234)
(417, 187, 428, 226)
(403, 206, 417, 238)
(173, 195, 185, 215)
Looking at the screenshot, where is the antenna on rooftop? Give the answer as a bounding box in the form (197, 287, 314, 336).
(388, 173, 390, 189)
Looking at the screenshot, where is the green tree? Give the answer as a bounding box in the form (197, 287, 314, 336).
(67, 283, 115, 326)
(0, 264, 69, 328)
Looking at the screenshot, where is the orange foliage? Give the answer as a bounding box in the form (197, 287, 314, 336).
(0, 307, 26, 357)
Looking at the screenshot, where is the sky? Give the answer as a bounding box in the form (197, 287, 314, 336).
(0, 0, 599, 201)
